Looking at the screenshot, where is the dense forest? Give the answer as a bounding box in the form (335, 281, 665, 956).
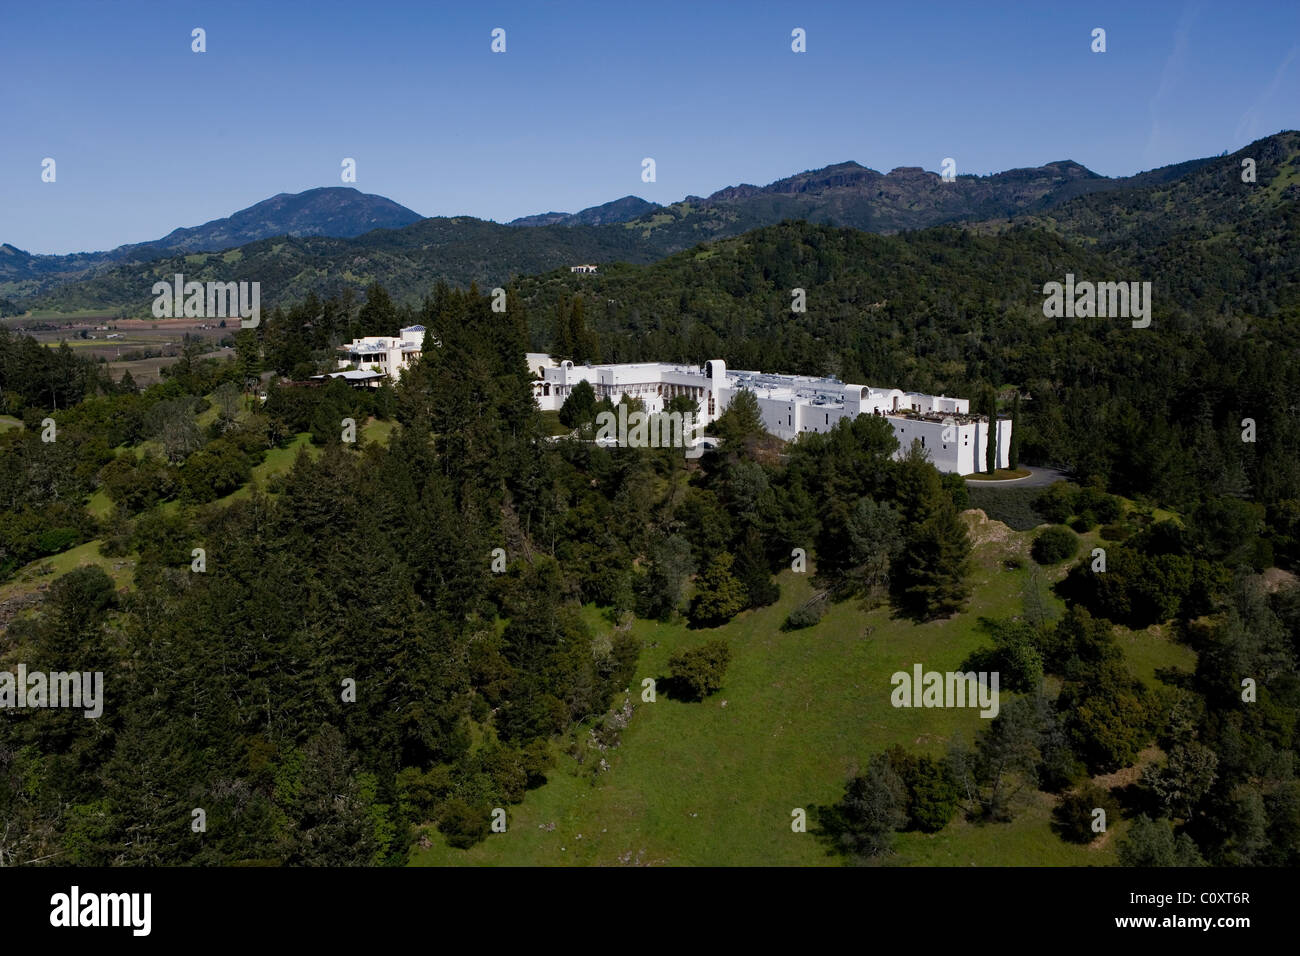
(514, 218, 1300, 554)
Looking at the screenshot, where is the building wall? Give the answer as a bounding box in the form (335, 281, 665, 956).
(530, 355, 1009, 475)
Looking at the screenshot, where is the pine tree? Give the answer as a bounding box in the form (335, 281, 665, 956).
(733, 528, 779, 608)
(553, 297, 573, 358)
(688, 552, 748, 627)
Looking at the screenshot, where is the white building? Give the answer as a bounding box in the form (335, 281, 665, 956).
(525, 352, 558, 379)
(532, 357, 1011, 475)
(337, 325, 426, 380)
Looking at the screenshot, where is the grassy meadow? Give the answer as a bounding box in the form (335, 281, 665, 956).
(410, 512, 1169, 866)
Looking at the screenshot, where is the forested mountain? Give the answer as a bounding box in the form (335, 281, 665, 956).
(15, 135, 1291, 314)
(0, 187, 423, 299)
(508, 195, 661, 227)
(602, 155, 1190, 246)
(21, 216, 659, 313)
(1011, 130, 1300, 319)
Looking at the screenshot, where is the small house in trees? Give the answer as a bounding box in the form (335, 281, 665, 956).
(336, 325, 426, 381)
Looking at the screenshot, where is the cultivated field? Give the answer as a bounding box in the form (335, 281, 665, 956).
(3, 315, 235, 385)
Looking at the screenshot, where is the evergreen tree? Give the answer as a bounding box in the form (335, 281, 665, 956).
(1118, 816, 1206, 866)
(558, 379, 597, 428)
(827, 755, 907, 861)
(712, 388, 764, 449)
(733, 527, 779, 608)
(688, 552, 748, 627)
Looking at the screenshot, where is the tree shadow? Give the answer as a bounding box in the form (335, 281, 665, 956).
(654, 673, 700, 702)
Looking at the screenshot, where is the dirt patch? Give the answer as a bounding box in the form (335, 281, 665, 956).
(1260, 567, 1299, 593)
(960, 509, 1017, 550)
(1091, 746, 1163, 790)
(0, 584, 49, 639)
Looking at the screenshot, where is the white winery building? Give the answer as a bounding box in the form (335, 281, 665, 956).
(532, 357, 1011, 475)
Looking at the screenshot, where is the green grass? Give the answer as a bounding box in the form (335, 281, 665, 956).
(1116, 623, 1196, 685)
(211, 433, 319, 506)
(255, 433, 319, 477)
(8, 539, 137, 591)
(18, 308, 118, 320)
(410, 520, 1110, 866)
(966, 467, 1032, 481)
(0, 415, 22, 431)
(86, 489, 114, 520)
(892, 792, 1120, 866)
(362, 418, 397, 446)
(538, 410, 569, 437)
(408, 514, 1182, 867)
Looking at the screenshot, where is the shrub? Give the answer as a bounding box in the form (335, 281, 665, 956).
(783, 593, 828, 631)
(667, 640, 731, 700)
(1032, 525, 1079, 565)
(1069, 511, 1097, 533)
(1054, 782, 1121, 843)
(36, 527, 80, 554)
(1076, 487, 1122, 524)
(437, 797, 490, 849)
(1099, 523, 1132, 542)
(1034, 482, 1075, 524)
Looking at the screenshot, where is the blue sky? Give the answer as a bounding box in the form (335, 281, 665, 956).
(2, 0, 1296, 254)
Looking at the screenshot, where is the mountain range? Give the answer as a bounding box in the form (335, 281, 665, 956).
(0, 187, 423, 300)
(4, 132, 1295, 315)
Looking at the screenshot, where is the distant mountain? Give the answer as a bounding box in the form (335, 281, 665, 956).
(509, 195, 660, 228)
(0, 187, 423, 299)
(123, 187, 423, 253)
(13, 133, 1295, 315)
(607, 156, 1219, 249)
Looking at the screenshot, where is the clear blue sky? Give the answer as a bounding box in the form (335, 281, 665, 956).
(2, 0, 1296, 254)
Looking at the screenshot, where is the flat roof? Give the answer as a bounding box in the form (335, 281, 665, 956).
(313, 370, 386, 381)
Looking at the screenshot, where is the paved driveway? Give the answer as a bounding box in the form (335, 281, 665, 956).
(965, 465, 1068, 488)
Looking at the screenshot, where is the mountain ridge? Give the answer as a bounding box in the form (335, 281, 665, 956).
(6, 132, 1294, 314)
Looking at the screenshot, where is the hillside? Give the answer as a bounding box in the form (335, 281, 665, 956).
(1011, 131, 1300, 317)
(0, 187, 424, 299)
(409, 517, 1193, 867)
(22, 216, 663, 314)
